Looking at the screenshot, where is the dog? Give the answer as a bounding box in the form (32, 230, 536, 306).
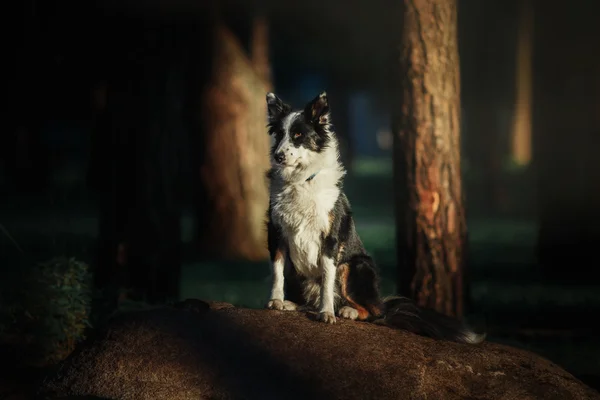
(264, 91, 485, 344)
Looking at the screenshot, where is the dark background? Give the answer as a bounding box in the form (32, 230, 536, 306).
(1, 0, 600, 392)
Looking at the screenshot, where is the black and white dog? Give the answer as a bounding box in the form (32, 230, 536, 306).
(264, 91, 484, 344)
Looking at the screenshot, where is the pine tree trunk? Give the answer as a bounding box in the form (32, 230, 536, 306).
(510, 0, 534, 166)
(392, 0, 466, 318)
(191, 20, 271, 261)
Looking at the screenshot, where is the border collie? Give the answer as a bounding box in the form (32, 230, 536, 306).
(264, 91, 484, 344)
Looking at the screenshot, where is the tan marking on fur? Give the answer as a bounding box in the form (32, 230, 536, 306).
(274, 248, 284, 263)
(337, 242, 345, 261)
(324, 210, 335, 236)
(339, 264, 370, 321)
(368, 304, 384, 318)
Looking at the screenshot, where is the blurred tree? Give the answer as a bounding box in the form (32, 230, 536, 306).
(189, 17, 271, 261)
(251, 15, 271, 86)
(460, 0, 517, 216)
(533, 0, 600, 284)
(510, 0, 533, 166)
(90, 20, 186, 307)
(392, 0, 466, 318)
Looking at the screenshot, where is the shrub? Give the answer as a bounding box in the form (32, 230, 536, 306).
(0, 257, 92, 367)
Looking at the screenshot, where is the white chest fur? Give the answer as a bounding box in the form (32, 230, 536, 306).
(270, 175, 340, 278)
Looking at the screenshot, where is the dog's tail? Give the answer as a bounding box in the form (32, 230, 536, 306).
(374, 296, 486, 345)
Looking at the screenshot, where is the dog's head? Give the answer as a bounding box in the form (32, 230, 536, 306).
(266, 91, 336, 179)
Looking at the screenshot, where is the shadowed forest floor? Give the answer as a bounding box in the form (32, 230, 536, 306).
(1, 157, 599, 389)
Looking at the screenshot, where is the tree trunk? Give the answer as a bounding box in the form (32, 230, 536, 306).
(510, 0, 534, 166)
(250, 15, 271, 87)
(91, 20, 185, 311)
(392, 0, 466, 318)
(191, 20, 271, 261)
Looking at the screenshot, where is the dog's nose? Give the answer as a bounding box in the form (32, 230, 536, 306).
(275, 152, 286, 164)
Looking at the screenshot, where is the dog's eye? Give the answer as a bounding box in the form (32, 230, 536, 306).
(293, 132, 302, 139)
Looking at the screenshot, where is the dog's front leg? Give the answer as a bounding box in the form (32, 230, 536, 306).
(266, 247, 287, 310)
(317, 255, 337, 324)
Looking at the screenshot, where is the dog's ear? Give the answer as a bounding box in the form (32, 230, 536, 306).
(266, 92, 290, 123)
(304, 91, 330, 127)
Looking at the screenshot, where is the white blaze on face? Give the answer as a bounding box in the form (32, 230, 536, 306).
(274, 112, 301, 166)
(275, 133, 292, 158)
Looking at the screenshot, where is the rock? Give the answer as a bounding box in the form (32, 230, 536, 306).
(39, 300, 599, 400)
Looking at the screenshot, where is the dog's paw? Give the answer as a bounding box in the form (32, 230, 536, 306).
(317, 311, 337, 324)
(266, 299, 299, 311)
(338, 306, 359, 320)
(266, 299, 284, 310)
(282, 300, 299, 311)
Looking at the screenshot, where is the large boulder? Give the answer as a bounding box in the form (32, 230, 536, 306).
(40, 300, 599, 400)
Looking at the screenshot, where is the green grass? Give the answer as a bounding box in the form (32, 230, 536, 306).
(178, 218, 543, 310)
(351, 156, 393, 177)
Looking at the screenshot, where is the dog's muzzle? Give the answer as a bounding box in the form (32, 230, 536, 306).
(274, 152, 286, 164)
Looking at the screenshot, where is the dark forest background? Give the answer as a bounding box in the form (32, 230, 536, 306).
(1, 0, 600, 394)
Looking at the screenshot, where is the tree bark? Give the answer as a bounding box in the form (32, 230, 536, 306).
(392, 0, 466, 318)
(190, 20, 271, 261)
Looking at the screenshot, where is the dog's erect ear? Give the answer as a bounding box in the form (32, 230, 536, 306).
(304, 91, 330, 127)
(266, 92, 290, 123)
